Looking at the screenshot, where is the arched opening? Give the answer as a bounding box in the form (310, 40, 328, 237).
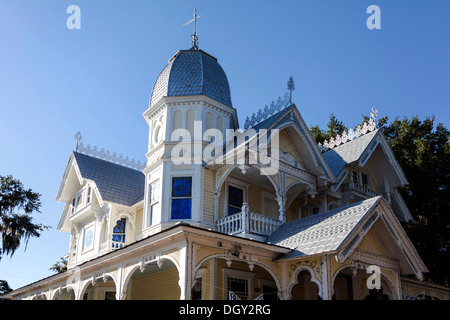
(333, 266, 395, 300)
(194, 257, 280, 300)
(79, 275, 117, 300)
(53, 287, 75, 300)
(215, 165, 281, 238)
(290, 269, 321, 300)
(125, 259, 180, 300)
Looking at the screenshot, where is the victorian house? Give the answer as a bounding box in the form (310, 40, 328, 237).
(3, 35, 449, 301)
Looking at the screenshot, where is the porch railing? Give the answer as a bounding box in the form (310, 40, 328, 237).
(216, 204, 282, 237)
(343, 182, 379, 198)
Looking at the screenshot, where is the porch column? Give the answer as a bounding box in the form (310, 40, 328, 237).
(276, 193, 286, 223)
(115, 264, 127, 300)
(178, 243, 193, 300)
(321, 255, 333, 300)
(214, 190, 220, 225)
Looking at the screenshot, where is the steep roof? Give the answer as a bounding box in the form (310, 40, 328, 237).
(322, 129, 379, 177)
(73, 152, 145, 206)
(267, 197, 380, 259)
(267, 196, 427, 279)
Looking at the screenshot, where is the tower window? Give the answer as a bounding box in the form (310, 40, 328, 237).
(148, 180, 160, 226)
(171, 177, 192, 219)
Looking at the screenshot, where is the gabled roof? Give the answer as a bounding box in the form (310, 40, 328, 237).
(268, 197, 380, 258)
(323, 129, 379, 177)
(211, 104, 336, 184)
(267, 196, 428, 279)
(72, 152, 145, 206)
(322, 129, 408, 188)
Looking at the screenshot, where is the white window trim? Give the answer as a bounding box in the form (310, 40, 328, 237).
(224, 178, 250, 216)
(81, 222, 95, 254)
(169, 175, 193, 221)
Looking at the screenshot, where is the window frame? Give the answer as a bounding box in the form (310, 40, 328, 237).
(170, 176, 193, 220)
(224, 179, 250, 217)
(147, 179, 160, 227)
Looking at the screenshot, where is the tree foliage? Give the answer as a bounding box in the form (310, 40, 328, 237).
(50, 256, 68, 274)
(0, 175, 49, 260)
(0, 280, 12, 295)
(311, 114, 450, 286)
(383, 116, 450, 286)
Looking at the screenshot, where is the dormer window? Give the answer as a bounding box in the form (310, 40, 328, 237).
(87, 186, 92, 204)
(361, 172, 369, 188)
(112, 218, 126, 249)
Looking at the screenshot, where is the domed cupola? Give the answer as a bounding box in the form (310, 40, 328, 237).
(149, 48, 232, 108)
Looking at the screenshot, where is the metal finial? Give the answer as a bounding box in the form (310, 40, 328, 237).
(183, 7, 201, 49)
(287, 76, 295, 104)
(74, 131, 82, 152)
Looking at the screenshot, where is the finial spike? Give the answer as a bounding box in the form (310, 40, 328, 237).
(74, 131, 82, 152)
(183, 7, 201, 49)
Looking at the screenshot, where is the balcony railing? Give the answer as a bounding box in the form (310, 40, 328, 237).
(216, 204, 282, 237)
(343, 182, 379, 198)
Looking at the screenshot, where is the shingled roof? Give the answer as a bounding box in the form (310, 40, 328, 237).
(267, 196, 380, 259)
(322, 129, 379, 177)
(73, 152, 145, 206)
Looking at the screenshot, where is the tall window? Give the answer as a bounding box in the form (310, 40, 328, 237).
(87, 186, 92, 204)
(228, 186, 243, 216)
(148, 180, 160, 226)
(171, 177, 192, 219)
(112, 218, 126, 249)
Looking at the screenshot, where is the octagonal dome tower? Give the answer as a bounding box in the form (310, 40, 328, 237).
(149, 48, 232, 108)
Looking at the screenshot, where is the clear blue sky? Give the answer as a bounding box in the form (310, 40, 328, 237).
(0, 0, 449, 290)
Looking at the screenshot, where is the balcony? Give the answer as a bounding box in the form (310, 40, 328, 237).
(343, 182, 379, 198)
(215, 204, 282, 239)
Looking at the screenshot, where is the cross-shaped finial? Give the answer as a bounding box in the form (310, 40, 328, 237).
(183, 7, 201, 49)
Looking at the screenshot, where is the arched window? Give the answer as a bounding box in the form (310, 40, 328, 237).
(217, 116, 224, 136)
(186, 109, 195, 138)
(206, 112, 214, 130)
(173, 110, 182, 131)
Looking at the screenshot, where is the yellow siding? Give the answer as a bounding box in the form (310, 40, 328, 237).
(135, 207, 143, 236)
(130, 267, 180, 300)
(203, 169, 215, 225)
(247, 184, 263, 214)
(279, 130, 306, 168)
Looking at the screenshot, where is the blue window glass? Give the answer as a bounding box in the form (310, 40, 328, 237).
(171, 177, 192, 219)
(112, 218, 126, 243)
(228, 186, 243, 207)
(171, 198, 192, 219)
(172, 177, 192, 197)
(228, 186, 243, 216)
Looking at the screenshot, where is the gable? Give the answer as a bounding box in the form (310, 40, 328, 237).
(253, 104, 336, 185)
(269, 196, 428, 280)
(278, 129, 307, 170)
